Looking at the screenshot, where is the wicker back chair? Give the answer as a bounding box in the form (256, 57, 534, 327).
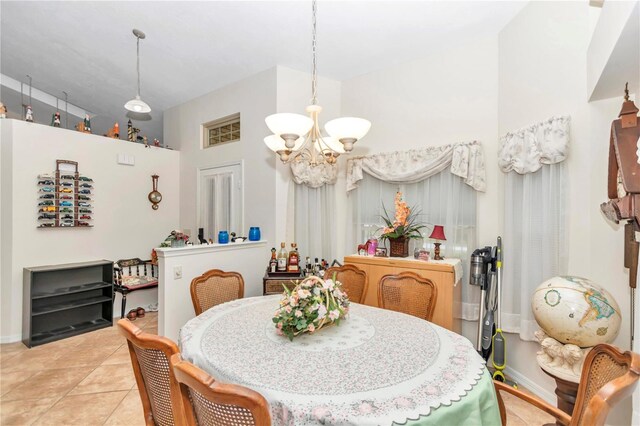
(378, 271, 437, 321)
(171, 354, 271, 426)
(494, 344, 640, 426)
(117, 319, 188, 426)
(324, 264, 368, 304)
(190, 269, 244, 316)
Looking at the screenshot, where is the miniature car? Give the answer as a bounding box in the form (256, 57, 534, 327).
(80, 184, 93, 189)
(60, 182, 73, 187)
(40, 194, 54, 199)
(38, 180, 54, 185)
(78, 195, 91, 200)
(78, 176, 93, 182)
(78, 221, 90, 227)
(38, 174, 53, 179)
(38, 223, 54, 228)
(60, 188, 73, 193)
(61, 195, 72, 199)
(60, 175, 75, 180)
(40, 206, 56, 212)
(60, 222, 73, 227)
(79, 208, 92, 214)
(79, 189, 91, 194)
(80, 215, 92, 220)
(61, 214, 74, 220)
(60, 208, 72, 213)
(40, 187, 54, 192)
(38, 214, 56, 220)
(78, 202, 91, 207)
(60, 201, 72, 207)
(38, 201, 54, 206)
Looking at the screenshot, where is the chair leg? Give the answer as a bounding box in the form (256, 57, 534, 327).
(121, 293, 127, 319)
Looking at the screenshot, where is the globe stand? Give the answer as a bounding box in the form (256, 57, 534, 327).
(541, 369, 579, 426)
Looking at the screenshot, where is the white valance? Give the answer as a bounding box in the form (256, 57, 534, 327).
(498, 115, 570, 174)
(290, 162, 338, 188)
(346, 141, 486, 192)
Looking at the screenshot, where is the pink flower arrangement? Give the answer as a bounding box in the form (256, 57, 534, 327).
(380, 192, 425, 242)
(272, 275, 350, 341)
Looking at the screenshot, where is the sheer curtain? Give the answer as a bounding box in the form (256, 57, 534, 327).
(202, 173, 232, 239)
(348, 169, 479, 320)
(502, 163, 568, 340)
(294, 183, 336, 262)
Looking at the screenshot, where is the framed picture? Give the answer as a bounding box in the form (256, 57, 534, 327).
(374, 247, 388, 257)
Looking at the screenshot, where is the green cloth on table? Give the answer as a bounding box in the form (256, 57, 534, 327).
(398, 369, 501, 426)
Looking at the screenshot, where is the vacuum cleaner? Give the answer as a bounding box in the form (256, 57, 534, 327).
(470, 237, 515, 386)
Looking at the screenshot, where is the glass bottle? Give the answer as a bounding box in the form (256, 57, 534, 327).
(269, 248, 278, 273)
(288, 243, 300, 272)
(277, 242, 288, 272)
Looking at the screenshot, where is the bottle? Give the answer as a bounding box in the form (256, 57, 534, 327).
(269, 248, 278, 273)
(277, 242, 288, 272)
(288, 243, 300, 272)
(313, 258, 320, 276)
(305, 257, 311, 277)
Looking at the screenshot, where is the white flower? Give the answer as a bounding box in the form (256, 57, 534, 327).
(289, 296, 298, 307)
(328, 309, 340, 321)
(310, 303, 320, 312)
(297, 289, 311, 299)
(313, 287, 321, 296)
(322, 279, 335, 290)
(317, 305, 327, 319)
(295, 310, 303, 317)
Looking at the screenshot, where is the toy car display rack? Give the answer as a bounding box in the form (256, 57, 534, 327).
(37, 159, 93, 228)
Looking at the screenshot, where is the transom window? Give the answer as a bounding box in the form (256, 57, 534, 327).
(203, 113, 240, 148)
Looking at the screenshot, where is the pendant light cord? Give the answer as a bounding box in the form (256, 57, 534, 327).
(136, 36, 141, 98)
(311, 0, 318, 105)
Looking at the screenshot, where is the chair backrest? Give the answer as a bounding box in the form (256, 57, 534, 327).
(378, 271, 437, 321)
(324, 264, 368, 304)
(190, 269, 244, 315)
(171, 354, 271, 426)
(571, 344, 640, 426)
(114, 258, 157, 285)
(117, 319, 187, 426)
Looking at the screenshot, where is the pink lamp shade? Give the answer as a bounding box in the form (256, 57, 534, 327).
(429, 225, 446, 241)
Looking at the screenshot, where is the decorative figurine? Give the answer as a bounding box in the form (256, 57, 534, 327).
(106, 122, 120, 139)
(153, 138, 160, 147)
(0, 102, 7, 119)
(83, 114, 91, 133)
(51, 112, 61, 127)
(143, 136, 149, 148)
(127, 119, 133, 141)
(25, 105, 34, 122)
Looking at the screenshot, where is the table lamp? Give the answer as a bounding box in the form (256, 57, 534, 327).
(429, 225, 446, 260)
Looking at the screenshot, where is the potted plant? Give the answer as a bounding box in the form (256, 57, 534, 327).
(380, 192, 426, 257)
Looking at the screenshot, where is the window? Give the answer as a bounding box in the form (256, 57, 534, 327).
(203, 113, 240, 148)
(197, 162, 243, 241)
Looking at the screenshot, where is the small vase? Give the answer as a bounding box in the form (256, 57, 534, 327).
(389, 237, 409, 258)
(248, 227, 261, 241)
(218, 231, 229, 244)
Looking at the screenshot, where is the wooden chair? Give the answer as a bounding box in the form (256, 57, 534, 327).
(378, 271, 437, 321)
(494, 344, 640, 426)
(171, 353, 271, 426)
(324, 264, 368, 304)
(190, 269, 244, 315)
(113, 258, 158, 318)
(117, 319, 188, 426)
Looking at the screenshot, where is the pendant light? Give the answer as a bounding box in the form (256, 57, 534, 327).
(124, 29, 151, 113)
(264, 0, 370, 166)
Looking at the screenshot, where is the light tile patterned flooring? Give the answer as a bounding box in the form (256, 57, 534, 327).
(1, 312, 554, 425)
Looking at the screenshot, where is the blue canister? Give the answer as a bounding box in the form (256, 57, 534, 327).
(218, 231, 229, 244)
(248, 227, 261, 241)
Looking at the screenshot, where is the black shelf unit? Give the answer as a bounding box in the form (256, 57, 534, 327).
(23, 260, 113, 347)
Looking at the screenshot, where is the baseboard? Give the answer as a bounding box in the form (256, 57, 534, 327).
(0, 333, 22, 344)
(504, 366, 556, 405)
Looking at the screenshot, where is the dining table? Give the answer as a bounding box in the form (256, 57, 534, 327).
(179, 295, 501, 425)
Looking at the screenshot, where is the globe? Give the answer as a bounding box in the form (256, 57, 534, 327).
(531, 276, 621, 347)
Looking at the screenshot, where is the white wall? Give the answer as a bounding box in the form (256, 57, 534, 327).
(499, 2, 633, 424)
(0, 119, 180, 342)
(163, 68, 276, 265)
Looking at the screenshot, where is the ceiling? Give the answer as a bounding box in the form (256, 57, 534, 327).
(1, 1, 526, 140)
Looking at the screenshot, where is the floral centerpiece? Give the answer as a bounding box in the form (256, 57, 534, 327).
(272, 275, 350, 341)
(380, 192, 425, 257)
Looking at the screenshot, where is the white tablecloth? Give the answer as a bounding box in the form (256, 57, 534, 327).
(180, 295, 488, 425)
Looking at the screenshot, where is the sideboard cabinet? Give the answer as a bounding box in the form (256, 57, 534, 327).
(344, 255, 461, 333)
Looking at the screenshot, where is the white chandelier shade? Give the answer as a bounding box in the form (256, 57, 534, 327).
(265, 113, 313, 144)
(314, 136, 345, 154)
(264, 134, 305, 153)
(124, 95, 151, 113)
(325, 117, 371, 151)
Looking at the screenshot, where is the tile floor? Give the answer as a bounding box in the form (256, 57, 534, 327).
(1, 312, 554, 425)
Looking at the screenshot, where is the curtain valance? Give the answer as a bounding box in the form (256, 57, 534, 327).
(498, 115, 570, 174)
(346, 141, 486, 192)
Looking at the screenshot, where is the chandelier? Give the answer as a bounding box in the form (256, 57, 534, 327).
(264, 0, 370, 167)
(124, 29, 151, 114)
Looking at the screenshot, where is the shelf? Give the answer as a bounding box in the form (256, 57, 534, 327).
(30, 318, 111, 346)
(32, 281, 112, 299)
(32, 295, 112, 316)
